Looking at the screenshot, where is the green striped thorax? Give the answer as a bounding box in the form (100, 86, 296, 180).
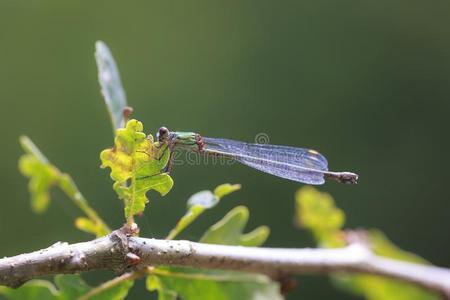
(157, 127, 200, 151)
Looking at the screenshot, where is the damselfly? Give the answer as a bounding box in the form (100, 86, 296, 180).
(156, 127, 358, 185)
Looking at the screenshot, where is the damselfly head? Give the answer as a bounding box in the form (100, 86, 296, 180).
(157, 127, 169, 143)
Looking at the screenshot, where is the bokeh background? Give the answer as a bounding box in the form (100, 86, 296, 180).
(1, 1, 449, 299)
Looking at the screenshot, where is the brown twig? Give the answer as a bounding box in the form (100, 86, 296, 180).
(1, 227, 449, 297)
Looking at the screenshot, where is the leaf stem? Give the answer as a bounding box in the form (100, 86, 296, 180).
(19, 135, 110, 236)
(78, 271, 140, 300)
(59, 175, 111, 235)
(127, 174, 136, 226)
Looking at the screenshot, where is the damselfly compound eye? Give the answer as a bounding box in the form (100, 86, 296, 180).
(157, 127, 169, 142)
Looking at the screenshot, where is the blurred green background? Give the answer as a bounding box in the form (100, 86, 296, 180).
(1, 1, 449, 299)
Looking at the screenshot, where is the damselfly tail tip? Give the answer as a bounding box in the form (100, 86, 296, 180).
(325, 171, 359, 184)
(340, 172, 358, 184)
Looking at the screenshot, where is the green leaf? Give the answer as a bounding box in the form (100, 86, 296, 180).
(147, 268, 283, 300)
(84, 280, 134, 300)
(332, 229, 441, 300)
(54, 275, 91, 299)
(295, 186, 442, 300)
(165, 205, 206, 240)
(0, 274, 134, 300)
(368, 229, 430, 264)
(166, 183, 241, 240)
(95, 40, 129, 131)
(100, 119, 173, 222)
(146, 276, 177, 300)
(19, 136, 110, 236)
(333, 274, 441, 300)
(295, 186, 346, 247)
(213, 183, 241, 200)
(18, 136, 59, 213)
(0, 280, 57, 300)
(150, 204, 279, 300)
(200, 206, 270, 247)
(75, 217, 110, 237)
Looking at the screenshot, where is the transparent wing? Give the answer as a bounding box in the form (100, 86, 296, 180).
(203, 137, 329, 185)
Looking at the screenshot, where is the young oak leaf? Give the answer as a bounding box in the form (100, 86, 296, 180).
(0, 274, 134, 300)
(19, 136, 111, 236)
(295, 187, 441, 300)
(200, 206, 270, 247)
(149, 206, 278, 300)
(147, 268, 283, 300)
(166, 183, 241, 240)
(213, 183, 242, 200)
(95, 40, 129, 131)
(18, 152, 59, 213)
(295, 186, 346, 247)
(331, 230, 441, 300)
(100, 119, 173, 221)
(75, 217, 110, 237)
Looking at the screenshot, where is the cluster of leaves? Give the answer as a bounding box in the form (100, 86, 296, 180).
(0, 275, 133, 300)
(2, 40, 442, 300)
(0, 178, 278, 299)
(148, 191, 277, 300)
(1, 41, 283, 300)
(295, 186, 441, 300)
(18, 135, 110, 237)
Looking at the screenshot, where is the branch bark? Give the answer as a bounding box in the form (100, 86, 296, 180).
(1, 228, 449, 297)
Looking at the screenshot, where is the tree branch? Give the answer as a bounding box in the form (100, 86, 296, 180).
(1, 228, 449, 297)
